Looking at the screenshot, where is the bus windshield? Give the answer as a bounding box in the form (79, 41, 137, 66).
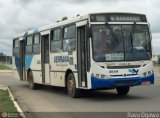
(92, 24, 151, 62)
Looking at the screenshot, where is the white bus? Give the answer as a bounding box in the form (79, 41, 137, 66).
(12, 12, 154, 98)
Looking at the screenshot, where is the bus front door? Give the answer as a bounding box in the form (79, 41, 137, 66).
(77, 25, 88, 87)
(41, 34, 50, 84)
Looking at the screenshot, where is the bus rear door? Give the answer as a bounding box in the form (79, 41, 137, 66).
(19, 38, 25, 81)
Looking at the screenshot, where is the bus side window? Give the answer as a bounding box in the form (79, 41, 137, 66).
(63, 25, 76, 52)
(33, 34, 40, 54)
(26, 35, 33, 54)
(50, 28, 62, 53)
(13, 39, 19, 56)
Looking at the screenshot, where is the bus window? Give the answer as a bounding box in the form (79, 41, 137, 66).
(26, 35, 33, 54)
(63, 25, 76, 51)
(33, 34, 40, 54)
(13, 39, 19, 56)
(13, 39, 19, 48)
(51, 28, 62, 52)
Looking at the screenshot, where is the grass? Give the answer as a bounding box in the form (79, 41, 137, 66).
(0, 90, 22, 117)
(154, 64, 160, 67)
(0, 64, 11, 70)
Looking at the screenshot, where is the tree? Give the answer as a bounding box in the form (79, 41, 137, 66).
(0, 52, 4, 56)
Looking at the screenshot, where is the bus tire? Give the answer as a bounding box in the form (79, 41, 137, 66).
(28, 71, 38, 90)
(37, 84, 44, 89)
(67, 73, 80, 98)
(116, 87, 130, 95)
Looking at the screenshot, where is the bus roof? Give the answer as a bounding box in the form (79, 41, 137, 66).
(13, 12, 146, 39)
(13, 14, 88, 39)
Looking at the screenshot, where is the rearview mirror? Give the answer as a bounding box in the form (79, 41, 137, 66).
(86, 26, 92, 38)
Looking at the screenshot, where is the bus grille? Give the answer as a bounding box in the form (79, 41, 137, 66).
(114, 80, 137, 85)
(107, 65, 141, 69)
(110, 74, 138, 77)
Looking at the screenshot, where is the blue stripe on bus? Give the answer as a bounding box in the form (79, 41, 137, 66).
(91, 74, 154, 89)
(25, 55, 33, 70)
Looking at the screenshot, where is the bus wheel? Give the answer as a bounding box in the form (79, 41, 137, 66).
(28, 71, 37, 90)
(116, 87, 130, 95)
(67, 73, 80, 98)
(37, 84, 44, 89)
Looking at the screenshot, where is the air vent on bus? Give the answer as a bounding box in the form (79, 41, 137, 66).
(107, 65, 141, 69)
(126, 74, 138, 76)
(110, 74, 138, 77)
(114, 80, 137, 85)
(110, 75, 123, 77)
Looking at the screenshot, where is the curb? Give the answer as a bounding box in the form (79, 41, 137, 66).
(0, 85, 26, 118)
(0, 85, 8, 90)
(0, 70, 12, 73)
(8, 88, 26, 118)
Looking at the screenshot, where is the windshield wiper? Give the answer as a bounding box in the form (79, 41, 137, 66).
(130, 32, 134, 52)
(130, 23, 136, 52)
(105, 22, 118, 42)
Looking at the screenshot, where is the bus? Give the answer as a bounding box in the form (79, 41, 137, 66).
(12, 12, 154, 98)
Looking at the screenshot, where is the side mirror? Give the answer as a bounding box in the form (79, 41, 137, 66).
(86, 26, 92, 38)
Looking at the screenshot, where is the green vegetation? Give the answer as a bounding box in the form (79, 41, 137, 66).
(0, 90, 17, 112)
(0, 64, 11, 70)
(154, 63, 160, 67)
(155, 65, 159, 67)
(0, 90, 22, 118)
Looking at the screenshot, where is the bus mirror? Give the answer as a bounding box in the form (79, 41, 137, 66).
(87, 27, 92, 38)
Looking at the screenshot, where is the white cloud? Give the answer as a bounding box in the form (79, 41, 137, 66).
(0, 0, 160, 55)
(152, 33, 160, 55)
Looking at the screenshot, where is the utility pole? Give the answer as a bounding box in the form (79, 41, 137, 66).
(5, 55, 7, 64)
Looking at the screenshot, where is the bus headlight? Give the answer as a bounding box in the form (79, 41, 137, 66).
(91, 74, 108, 79)
(96, 74, 100, 78)
(101, 75, 106, 79)
(148, 71, 152, 75)
(143, 72, 147, 77)
(91, 74, 100, 78)
(143, 71, 152, 77)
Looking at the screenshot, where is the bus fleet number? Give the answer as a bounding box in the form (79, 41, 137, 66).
(109, 70, 118, 73)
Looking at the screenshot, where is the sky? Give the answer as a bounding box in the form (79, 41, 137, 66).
(0, 0, 160, 56)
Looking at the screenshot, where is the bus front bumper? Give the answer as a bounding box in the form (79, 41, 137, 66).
(91, 74, 154, 89)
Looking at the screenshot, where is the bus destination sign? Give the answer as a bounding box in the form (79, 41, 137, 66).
(90, 13, 147, 22)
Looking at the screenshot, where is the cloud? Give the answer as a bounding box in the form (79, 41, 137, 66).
(152, 33, 160, 55)
(0, 0, 160, 55)
(0, 39, 12, 55)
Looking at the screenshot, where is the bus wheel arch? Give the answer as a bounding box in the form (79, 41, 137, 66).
(65, 69, 72, 87)
(27, 69, 38, 90)
(27, 68, 31, 82)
